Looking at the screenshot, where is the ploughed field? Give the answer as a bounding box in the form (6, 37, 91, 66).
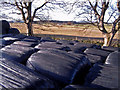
(0, 33, 119, 89)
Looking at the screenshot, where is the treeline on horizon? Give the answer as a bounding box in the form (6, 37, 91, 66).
(9, 20, 112, 25)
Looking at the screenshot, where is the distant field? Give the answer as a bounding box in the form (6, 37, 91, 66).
(10, 22, 118, 39)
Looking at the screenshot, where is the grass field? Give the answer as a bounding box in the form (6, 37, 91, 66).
(10, 22, 118, 39)
(10, 22, 119, 47)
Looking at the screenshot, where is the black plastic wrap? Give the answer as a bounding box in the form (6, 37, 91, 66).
(84, 48, 111, 62)
(35, 42, 63, 49)
(85, 54, 103, 64)
(35, 42, 71, 52)
(13, 41, 38, 47)
(22, 36, 41, 42)
(0, 59, 55, 89)
(105, 51, 120, 66)
(68, 43, 98, 54)
(84, 63, 118, 89)
(56, 40, 75, 45)
(0, 39, 14, 48)
(27, 49, 91, 85)
(40, 37, 56, 42)
(1, 45, 36, 63)
(102, 46, 119, 52)
(0, 20, 10, 34)
(8, 28, 20, 35)
(12, 34, 27, 39)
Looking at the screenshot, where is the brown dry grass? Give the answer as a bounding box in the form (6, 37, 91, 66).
(10, 22, 119, 39)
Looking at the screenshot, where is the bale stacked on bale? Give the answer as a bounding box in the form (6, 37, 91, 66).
(0, 20, 20, 35)
(0, 20, 10, 34)
(8, 28, 20, 35)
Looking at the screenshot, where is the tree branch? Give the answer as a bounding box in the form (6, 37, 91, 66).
(88, 0, 100, 19)
(15, 2, 27, 23)
(32, 1, 48, 21)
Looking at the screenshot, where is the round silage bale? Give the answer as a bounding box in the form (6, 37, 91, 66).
(0, 20, 10, 34)
(8, 28, 20, 35)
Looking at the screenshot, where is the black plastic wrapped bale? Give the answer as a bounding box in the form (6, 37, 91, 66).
(2, 36, 19, 45)
(58, 46, 71, 52)
(22, 36, 41, 42)
(84, 64, 102, 86)
(8, 28, 20, 35)
(85, 54, 103, 64)
(3, 36, 19, 41)
(27, 49, 91, 86)
(0, 34, 14, 38)
(0, 59, 55, 89)
(0, 39, 14, 47)
(105, 51, 120, 66)
(1, 45, 36, 64)
(40, 37, 56, 42)
(84, 63, 118, 89)
(13, 34, 27, 39)
(84, 48, 111, 63)
(35, 42, 71, 52)
(13, 40, 38, 47)
(56, 40, 75, 45)
(0, 20, 10, 34)
(0, 39, 6, 48)
(68, 43, 96, 54)
(64, 85, 91, 89)
(35, 42, 63, 49)
(102, 46, 119, 52)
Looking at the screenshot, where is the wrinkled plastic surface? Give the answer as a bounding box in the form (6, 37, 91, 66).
(27, 49, 91, 85)
(35, 42, 71, 52)
(102, 46, 119, 52)
(56, 40, 75, 45)
(0, 34, 14, 38)
(12, 34, 27, 39)
(105, 51, 120, 66)
(68, 43, 98, 54)
(3, 37, 19, 41)
(1, 44, 36, 63)
(64, 85, 90, 89)
(85, 54, 103, 64)
(84, 63, 118, 88)
(0, 59, 55, 89)
(0, 39, 14, 48)
(0, 20, 10, 34)
(13, 41, 38, 47)
(8, 28, 20, 35)
(40, 37, 56, 42)
(35, 42, 63, 49)
(22, 36, 41, 42)
(84, 48, 111, 62)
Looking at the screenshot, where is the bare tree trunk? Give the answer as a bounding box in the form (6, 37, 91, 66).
(103, 33, 111, 46)
(108, 32, 116, 46)
(27, 22, 33, 36)
(27, 2, 33, 36)
(103, 31, 117, 47)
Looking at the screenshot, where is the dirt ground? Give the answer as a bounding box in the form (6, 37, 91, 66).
(10, 23, 119, 39)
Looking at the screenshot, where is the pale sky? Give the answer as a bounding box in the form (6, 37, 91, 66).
(0, 0, 118, 22)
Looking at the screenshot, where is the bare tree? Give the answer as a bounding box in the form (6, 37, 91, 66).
(87, 0, 120, 46)
(68, 0, 120, 46)
(2, 0, 59, 36)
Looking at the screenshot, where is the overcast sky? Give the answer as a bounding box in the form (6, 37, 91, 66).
(0, 0, 118, 22)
